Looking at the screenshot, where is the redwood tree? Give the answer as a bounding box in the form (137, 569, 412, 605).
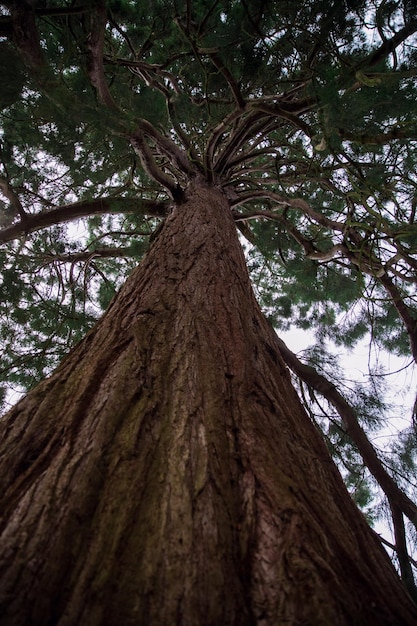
(0, 1, 417, 624)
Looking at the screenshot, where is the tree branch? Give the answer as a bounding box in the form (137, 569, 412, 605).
(7, 0, 44, 70)
(340, 126, 417, 146)
(230, 188, 346, 232)
(36, 6, 88, 17)
(275, 335, 417, 529)
(205, 108, 246, 176)
(373, 529, 417, 569)
(250, 102, 313, 137)
(390, 502, 417, 602)
(0, 197, 169, 243)
(40, 246, 138, 265)
(214, 112, 275, 175)
(356, 19, 417, 71)
(0, 176, 28, 221)
(130, 132, 181, 198)
(206, 52, 245, 109)
(109, 57, 181, 96)
(344, 229, 417, 362)
(85, 1, 118, 109)
(379, 272, 417, 363)
(167, 98, 202, 168)
(136, 120, 196, 177)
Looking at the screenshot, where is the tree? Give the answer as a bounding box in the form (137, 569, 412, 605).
(0, 0, 417, 624)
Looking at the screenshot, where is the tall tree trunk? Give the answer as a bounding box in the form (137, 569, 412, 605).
(0, 183, 416, 625)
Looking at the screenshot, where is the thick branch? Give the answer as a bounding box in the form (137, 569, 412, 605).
(214, 113, 275, 175)
(379, 272, 417, 363)
(135, 120, 195, 177)
(250, 102, 313, 137)
(0, 197, 169, 243)
(130, 133, 181, 198)
(123, 61, 176, 99)
(0, 176, 27, 221)
(390, 502, 417, 602)
(36, 6, 88, 16)
(8, 0, 44, 70)
(205, 108, 247, 176)
(167, 99, 202, 168)
(275, 335, 417, 529)
(373, 529, 417, 569)
(341, 126, 417, 146)
(356, 20, 417, 71)
(207, 52, 245, 109)
(85, 1, 118, 109)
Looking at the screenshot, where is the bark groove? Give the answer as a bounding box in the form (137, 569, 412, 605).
(0, 184, 416, 625)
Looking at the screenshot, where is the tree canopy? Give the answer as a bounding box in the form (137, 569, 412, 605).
(1, 0, 417, 593)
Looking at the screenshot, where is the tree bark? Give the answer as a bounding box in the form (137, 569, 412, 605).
(0, 183, 416, 625)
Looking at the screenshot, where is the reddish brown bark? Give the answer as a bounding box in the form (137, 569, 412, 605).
(0, 183, 416, 625)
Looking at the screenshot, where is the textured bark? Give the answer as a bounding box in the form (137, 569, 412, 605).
(0, 183, 416, 625)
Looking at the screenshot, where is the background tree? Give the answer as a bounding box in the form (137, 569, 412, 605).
(1, 0, 417, 623)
